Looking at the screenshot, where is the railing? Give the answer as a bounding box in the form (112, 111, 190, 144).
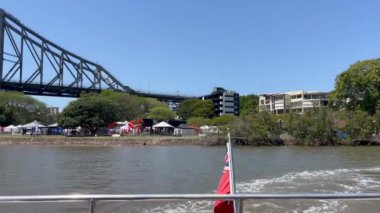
(1, 193, 380, 213)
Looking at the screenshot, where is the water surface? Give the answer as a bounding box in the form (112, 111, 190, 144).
(0, 146, 379, 212)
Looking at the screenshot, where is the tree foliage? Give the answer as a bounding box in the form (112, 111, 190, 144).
(85, 90, 171, 121)
(284, 109, 336, 145)
(96, 90, 146, 120)
(239, 94, 259, 115)
(187, 117, 212, 127)
(177, 99, 214, 119)
(59, 95, 119, 134)
(177, 99, 197, 120)
(230, 109, 347, 145)
(211, 115, 236, 126)
(0, 91, 49, 125)
(58, 91, 174, 132)
(230, 112, 280, 145)
(191, 100, 214, 118)
(330, 59, 380, 115)
(0, 105, 14, 126)
(148, 106, 175, 121)
(343, 110, 374, 141)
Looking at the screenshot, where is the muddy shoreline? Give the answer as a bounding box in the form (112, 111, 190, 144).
(0, 135, 208, 146)
(1, 135, 379, 146)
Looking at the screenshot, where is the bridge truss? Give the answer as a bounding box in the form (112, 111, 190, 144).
(0, 9, 134, 97)
(0, 8, 196, 107)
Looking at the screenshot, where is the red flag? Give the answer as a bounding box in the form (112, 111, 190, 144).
(214, 151, 234, 213)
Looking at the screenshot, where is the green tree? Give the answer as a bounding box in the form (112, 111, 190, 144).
(211, 115, 235, 126)
(177, 99, 199, 120)
(0, 105, 14, 126)
(330, 58, 380, 115)
(98, 91, 146, 120)
(284, 109, 336, 145)
(143, 98, 167, 111)
(230, 109, 338, 145)
(148, 106, 176, 121)
(58, 95, 119, 134)
(230, 112, 280, 145)
(187, 117, 212, 127)
(344, 110, 374, 141)
(240, 94, 259, 115)
(191, 100, 214, 118)
(98, 90, 169, 120)
(177, 99, 214, 119)
(0, 91, 49, 125)
(60, 91, 174, 132)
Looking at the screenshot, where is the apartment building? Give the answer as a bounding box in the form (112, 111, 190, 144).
(47, 107, 59, 115)
(259, 91, 329, 114)
(202, 87, 240, 116)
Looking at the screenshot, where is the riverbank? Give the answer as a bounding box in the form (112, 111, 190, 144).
(1, 134, 379, 146)
(0, 135, 208, 146)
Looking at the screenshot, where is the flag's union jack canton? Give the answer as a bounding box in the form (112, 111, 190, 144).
(214, 151, 234, 213)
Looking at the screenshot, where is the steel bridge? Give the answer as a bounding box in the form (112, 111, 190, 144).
(0, 9, 194, 103)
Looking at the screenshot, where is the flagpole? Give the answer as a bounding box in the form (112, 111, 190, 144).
(227, 131, 240, 213)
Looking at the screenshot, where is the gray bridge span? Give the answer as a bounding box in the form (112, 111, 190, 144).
(0, 9, 195, 102)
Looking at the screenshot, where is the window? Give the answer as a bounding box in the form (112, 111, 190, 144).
(276, 95, 285, 100)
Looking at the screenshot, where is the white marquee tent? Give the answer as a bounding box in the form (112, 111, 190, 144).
(152, 121, 174, 129)
(4, 125, 17, 133)
(21, 121, 45, 129)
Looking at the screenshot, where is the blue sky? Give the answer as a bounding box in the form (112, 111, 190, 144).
(2, 0, 380, 109)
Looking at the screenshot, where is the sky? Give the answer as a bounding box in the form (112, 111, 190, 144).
(2, 0, 380, 110)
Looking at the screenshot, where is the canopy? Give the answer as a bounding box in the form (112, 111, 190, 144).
(116, 121, 128, 125)
(21, 121, 45, 129)
(153, 121, 174, 128)
(4, 125, 17, 132)
(120, 124, 132, 134)
(48, 123, 59, 127)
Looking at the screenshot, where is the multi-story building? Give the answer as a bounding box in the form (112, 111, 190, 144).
(259, 91, 329, 114)
(202, 87, 240, 116)
(47, 107, 59, 116)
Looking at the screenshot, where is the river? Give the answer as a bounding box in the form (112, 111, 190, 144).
(0, 145, 379, 212)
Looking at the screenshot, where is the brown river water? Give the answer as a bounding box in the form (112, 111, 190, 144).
(0, 145, 379, 212)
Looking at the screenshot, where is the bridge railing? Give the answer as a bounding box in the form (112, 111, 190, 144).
(1, 193, 380, 213)
(134, 89, 198, 99)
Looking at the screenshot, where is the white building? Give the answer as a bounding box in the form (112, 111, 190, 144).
(259, 91, 329, 114)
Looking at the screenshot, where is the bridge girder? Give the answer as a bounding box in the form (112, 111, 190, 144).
(0, 8, 133, 97)
(0, 8, 196, 104)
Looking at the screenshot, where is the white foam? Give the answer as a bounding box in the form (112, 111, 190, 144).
(304, 200, 348, 213)
(238, 166, 380, 194)
(143, 166, 380, 213)
(143, 200, 212, 213)
(238, 166, 380, 212)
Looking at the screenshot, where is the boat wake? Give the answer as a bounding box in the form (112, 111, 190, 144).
(141, 166, 380, 213)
